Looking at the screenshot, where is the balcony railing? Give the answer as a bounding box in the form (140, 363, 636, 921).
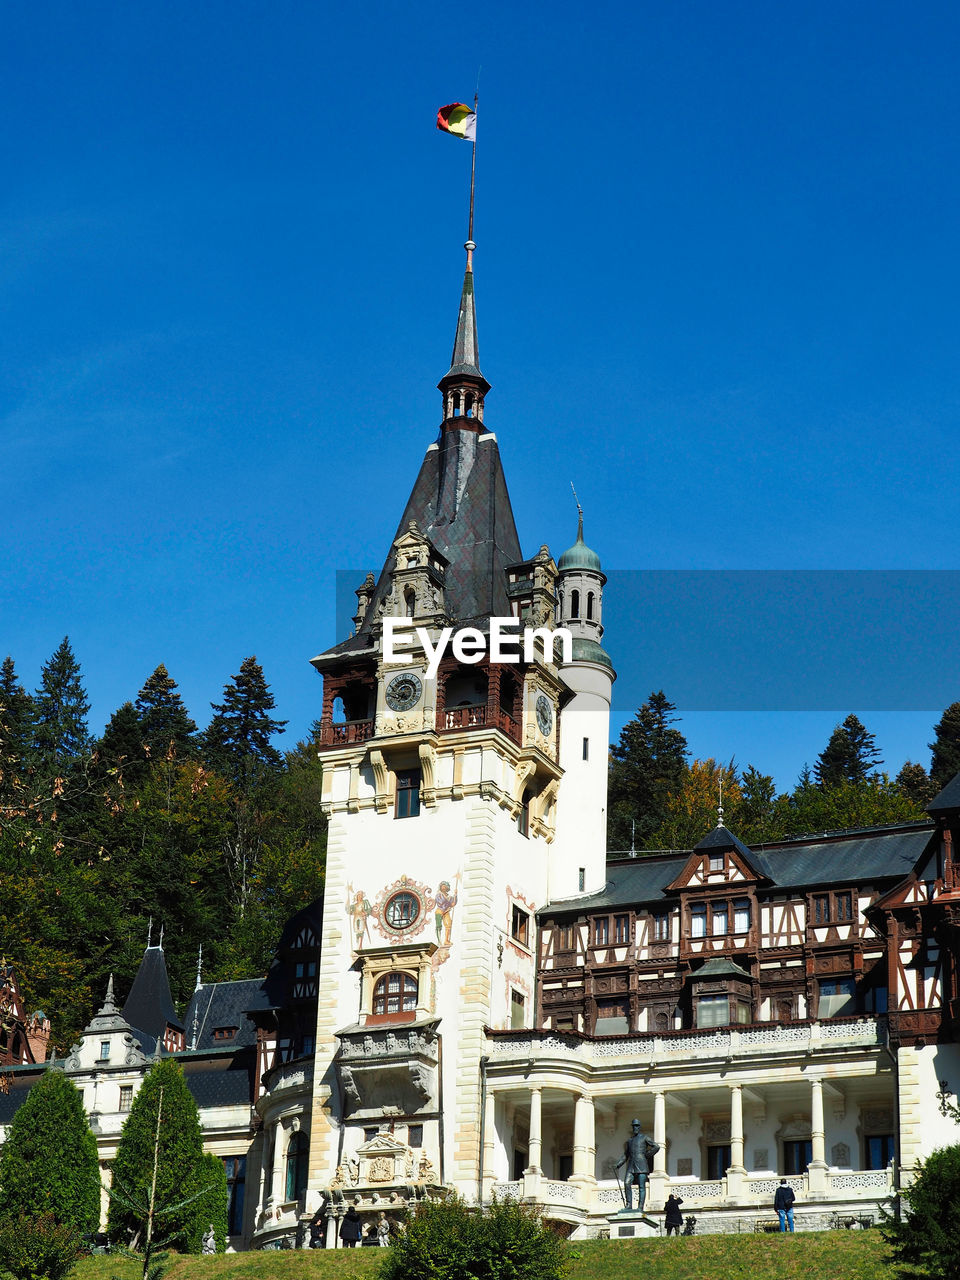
(442, 704, 521, 741)
(316, 718, 375, 747)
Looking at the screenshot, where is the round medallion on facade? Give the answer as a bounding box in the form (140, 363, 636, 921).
(535, 694, 553, 736)
(383, 889, 422, 931)
(386, 672, 422, 712)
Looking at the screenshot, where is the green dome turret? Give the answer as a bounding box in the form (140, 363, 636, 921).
(557, 514, 602, 572)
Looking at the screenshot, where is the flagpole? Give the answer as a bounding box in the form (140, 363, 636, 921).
(466, 92, 478, 271)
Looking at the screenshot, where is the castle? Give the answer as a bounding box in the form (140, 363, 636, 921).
(2, 244, 960, 1245)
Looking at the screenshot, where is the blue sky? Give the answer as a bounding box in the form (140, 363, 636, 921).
(4, 2, 959, 791)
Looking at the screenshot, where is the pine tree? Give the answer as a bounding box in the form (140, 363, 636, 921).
(607, 691, 688, 849)
(895, 761, 936, 808)
(930, 702, 960, 791)
(203, 657, 287, 787)
(98, 702, 149, 787)
(33, 638, 91, 770)
(107, 1059, 209, 1252)
(0, 657, 35, 768)
(135, 665, 197, 761)
(0, 1068, 100, 1233)
(814, 714, 882, 788)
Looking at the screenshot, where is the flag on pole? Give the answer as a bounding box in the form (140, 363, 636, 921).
(437, 102, 476, 141)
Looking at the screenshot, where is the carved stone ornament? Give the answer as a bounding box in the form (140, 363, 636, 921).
(369, 1157, 393, 1183)
(704, 1119, 731, 1143)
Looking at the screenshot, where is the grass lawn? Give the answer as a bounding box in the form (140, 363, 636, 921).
(73, 1229, 894, 1280)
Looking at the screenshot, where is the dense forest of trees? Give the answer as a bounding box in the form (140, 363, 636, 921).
(608, 692, 960, 852)
(0, 641, 326, 1052)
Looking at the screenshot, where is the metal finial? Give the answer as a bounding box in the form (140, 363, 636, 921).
(570, 482, 584, 540)
(195, 944, 203, 993)
(147, 917, 152, 948)
(158, 924, 164, 951)
(717, 774, 725, 827)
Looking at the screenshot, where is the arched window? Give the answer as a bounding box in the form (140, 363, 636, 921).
(404, 587, 416, 618)
(332, 696, 346, 724)
(465, 393, 474, 418)
(570, 589, 580, 619)
(373, 971, 418, 1015)
(285, 1130, 308, 1201)
(518, 789, 532, 838)
(452, 391, 461, 417)
(586, 592, 595, 620)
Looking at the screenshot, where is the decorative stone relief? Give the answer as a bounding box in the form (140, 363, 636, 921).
(831, 1142, 851, 1167)
(862, 1107, 893, 1131)
(676, 1158, 693, 1177)
(704, 1119, 731, 1143)
(753, 1149, 769, 1170)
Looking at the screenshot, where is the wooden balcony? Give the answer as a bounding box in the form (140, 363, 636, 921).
(442, 704, 521, 742)
(316, 718, 375, 748)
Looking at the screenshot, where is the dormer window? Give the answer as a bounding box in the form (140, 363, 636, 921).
(213, 1026, 238, 1041)
(709, 853, 724, 872)
(99, 1041, 110, 1061)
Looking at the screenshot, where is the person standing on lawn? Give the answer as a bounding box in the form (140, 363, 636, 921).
(774, 1178, 795, 1232)
(664, 1193, 684, 1236)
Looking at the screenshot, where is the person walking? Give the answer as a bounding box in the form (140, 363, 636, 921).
(774, 1178, 795, 1232)
(664, 1193, 684, 1236)
(339, 1206, 363, 1247)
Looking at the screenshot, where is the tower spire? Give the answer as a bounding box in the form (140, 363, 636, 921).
(439, 92, 490, 430)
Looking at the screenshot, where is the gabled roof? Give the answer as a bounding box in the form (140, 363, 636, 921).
(183, 978, 270, 1052)
(694, 824, 756, 860)
(927, 771, 960, 815)
(543, 824, 936, 914)
(122, 946, 183, 1054)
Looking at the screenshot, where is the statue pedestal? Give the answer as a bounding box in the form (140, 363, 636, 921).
(607, 1211, 659, 1239)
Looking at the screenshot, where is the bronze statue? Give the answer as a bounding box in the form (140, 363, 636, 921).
(615, 1117, 661, 1211)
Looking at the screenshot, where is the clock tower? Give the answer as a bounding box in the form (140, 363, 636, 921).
(296, 243, 613, 1229)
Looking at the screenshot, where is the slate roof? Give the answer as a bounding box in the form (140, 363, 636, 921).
(927, 771, 960, 815)
(122, 946, 183, 1054)
(442, 268, 487, 386)
(0, 1068, 44, 1124)
(690, 957, 752, 979)
(183, 1060, 254, 1110)
(694, 824, 757, 861)
(542, 824, 936, 914)
(183, 979, 271, 1051)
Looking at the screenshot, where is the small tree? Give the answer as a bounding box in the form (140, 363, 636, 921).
(203, 656, 287, 788)
(378, 1195, 567, 1280)
(107, 1060, 208, 1253)
(188, 1154, 227, 1254)
(882, 1144, 960, 1280)
(0, 1069, 99, 1234)
(815, 714, 882, 788)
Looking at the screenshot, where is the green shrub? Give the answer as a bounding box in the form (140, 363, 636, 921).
(0, 1213, 83, 1280)
(187, 1153, 228, 1254)
(882, 1143, 960, 1279)
(377, 1195, 566, 1280)
(0, 1070, 99, 1235)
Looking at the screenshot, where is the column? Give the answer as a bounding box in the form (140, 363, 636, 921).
(571, 1093, 596, 1191)
(256, 1135, 270, 1226)
(270, 1118, 286, 1206)
(647, 1090, 668, 1209)
(729, 1085, 746, 1172)
(526, 1087, 543, 1172)
(481, 1089, 497, 1200)
(808, 1076, 828, 1193)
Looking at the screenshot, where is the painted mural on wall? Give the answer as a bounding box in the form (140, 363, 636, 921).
(345, 873, 462, 970)
(346, 884, 373, 951)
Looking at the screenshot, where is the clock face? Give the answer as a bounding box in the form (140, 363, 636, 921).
(386, 672, 422, 713)
(535, 694, 553, 736)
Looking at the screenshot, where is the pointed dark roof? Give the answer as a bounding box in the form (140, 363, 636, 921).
(183, 978, 271, 1051)
(694, 824, 756, 861)
(441, 269, 488, 389)
(317, 433, 523, 658)
(926, 771, 960, 815)
(122, 946, 183, 1053)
